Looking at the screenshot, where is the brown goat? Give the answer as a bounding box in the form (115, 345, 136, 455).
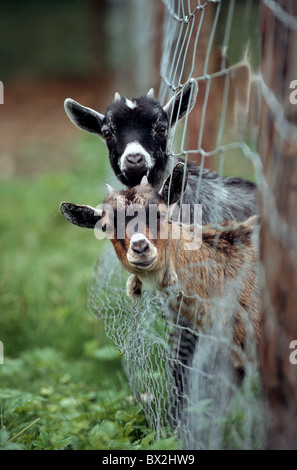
(60, 163, 261, 374)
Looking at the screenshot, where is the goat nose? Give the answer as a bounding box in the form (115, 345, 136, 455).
(126, 153, 144, 165)
(131, 238, 150, 255)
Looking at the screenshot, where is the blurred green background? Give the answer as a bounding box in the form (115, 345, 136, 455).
(0, 0, 260, 450)
(0, 0, 167, 450)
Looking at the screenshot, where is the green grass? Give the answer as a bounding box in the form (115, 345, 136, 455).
(0, 132, 262, 450)
(0, 135, 179, 450)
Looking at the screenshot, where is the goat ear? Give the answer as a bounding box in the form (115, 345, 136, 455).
(159, 163, 188, 205)
(64, 99, 104, 136)
(163, 79, 198, 126)
(60, 202, 103, 229)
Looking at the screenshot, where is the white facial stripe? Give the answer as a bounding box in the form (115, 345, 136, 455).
(130, 233, 149, 246)
(120, 141, 153, 172)
(125, 98, 137, 110)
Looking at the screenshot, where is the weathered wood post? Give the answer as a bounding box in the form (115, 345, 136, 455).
(257, 0, 297, 450)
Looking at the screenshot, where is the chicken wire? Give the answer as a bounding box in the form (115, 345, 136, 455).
(86, 0, 290, 450)
(89, 246, 261, 449)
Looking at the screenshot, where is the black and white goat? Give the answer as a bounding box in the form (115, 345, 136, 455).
(64, 79, 257, 225)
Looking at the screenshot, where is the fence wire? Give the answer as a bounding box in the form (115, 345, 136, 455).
(88, 0, 297, 449)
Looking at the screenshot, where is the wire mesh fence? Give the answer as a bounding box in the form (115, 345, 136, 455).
(88, 0, 297, 450)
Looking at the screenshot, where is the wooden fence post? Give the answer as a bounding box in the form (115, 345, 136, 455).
(258, 0, 297, 450)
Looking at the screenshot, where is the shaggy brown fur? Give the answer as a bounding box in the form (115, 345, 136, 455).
(119, 215, 260, 369)
(101, 186, 261, 370)
(60, 164, 261, 372)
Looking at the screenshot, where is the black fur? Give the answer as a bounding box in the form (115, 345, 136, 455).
(64, 81, 258, 428)
(65, 80, 258, 225)
(100, 96, 170, 189)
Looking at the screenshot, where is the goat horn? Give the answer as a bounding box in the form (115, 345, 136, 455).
(106, 184, 115, 195)
(140, 175, 149, 186)
(147, 88, 154, 98)
(114, 92, 121, 101)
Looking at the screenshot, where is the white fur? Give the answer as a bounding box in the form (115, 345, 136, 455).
(130, 233, 148, 245)
(128, 233, 159, 276)
(125, 98, 137, 109)
(120, 141, 153, 172)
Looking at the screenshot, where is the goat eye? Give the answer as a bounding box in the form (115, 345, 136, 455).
(102, 128, 113, 140)
(157, 126, 167, 136)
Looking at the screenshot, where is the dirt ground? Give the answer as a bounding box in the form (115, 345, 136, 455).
(0, 77, 115, 177)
